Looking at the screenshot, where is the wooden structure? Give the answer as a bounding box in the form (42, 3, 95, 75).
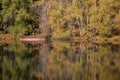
(20, 35, 49, 43)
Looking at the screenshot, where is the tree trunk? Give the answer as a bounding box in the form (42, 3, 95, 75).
(36, 0, 50, 36)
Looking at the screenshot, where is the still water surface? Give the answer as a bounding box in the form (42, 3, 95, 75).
(0, 41, 120, 80)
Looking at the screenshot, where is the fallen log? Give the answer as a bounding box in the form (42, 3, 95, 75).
(20, 35, 48, 42)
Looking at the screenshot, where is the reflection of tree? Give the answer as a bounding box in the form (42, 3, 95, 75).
(0, 42, 120, 80)
(0, 43, 40, 80)
(18, 42, 50, 80)
(46, 41, 120, 80)
(31, 43, 49, 80)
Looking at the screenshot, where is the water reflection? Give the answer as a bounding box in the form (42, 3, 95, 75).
(0, 41, 120, 80)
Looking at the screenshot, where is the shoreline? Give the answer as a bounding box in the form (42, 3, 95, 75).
(0, 34, 120, 44)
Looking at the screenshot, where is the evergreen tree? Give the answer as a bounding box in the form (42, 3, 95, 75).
(1, 0, 37, 36)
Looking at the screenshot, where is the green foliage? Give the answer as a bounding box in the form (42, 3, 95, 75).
(0, 0, 37, 36)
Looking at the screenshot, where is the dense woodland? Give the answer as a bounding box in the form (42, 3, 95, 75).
(0, 0, 120, 80)
(0, 0, 120, 41)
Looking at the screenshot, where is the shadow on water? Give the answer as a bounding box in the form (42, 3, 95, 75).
(0, 41, 120, 80)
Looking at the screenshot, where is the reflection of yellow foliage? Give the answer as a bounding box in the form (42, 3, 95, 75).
(46, 40, 120, 80)
(33, 71, 44, 79)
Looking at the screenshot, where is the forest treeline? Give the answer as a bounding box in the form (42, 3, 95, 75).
(0, 0, 120, 40)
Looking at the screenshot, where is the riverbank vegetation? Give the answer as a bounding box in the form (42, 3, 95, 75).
(0, 0, 120, 43)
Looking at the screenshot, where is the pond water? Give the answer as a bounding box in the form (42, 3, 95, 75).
(0, 41, 120, 80)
